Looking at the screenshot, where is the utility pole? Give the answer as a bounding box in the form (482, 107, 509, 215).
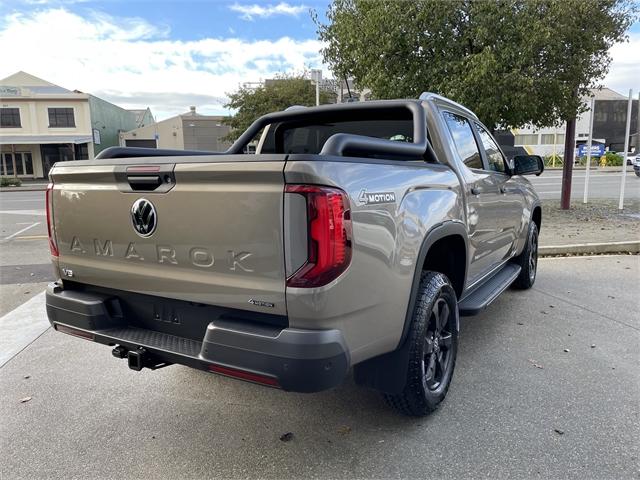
(560, 116, 576, 210)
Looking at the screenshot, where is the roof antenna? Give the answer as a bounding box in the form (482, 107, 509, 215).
(343, 73, 353, 101)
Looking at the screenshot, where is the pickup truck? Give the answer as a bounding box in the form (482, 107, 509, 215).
(45, 93, 543, 416)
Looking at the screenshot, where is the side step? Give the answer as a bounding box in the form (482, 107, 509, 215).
(458, 263, 521, 316)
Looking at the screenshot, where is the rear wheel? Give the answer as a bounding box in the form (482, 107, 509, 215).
(512, 221, 538, 289)
(384, 271, 458, 416)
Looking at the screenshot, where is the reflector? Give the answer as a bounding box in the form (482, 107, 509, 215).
(208, 364, 280, 388)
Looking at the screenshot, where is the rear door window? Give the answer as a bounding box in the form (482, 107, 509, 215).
(442, 111, 482, 169)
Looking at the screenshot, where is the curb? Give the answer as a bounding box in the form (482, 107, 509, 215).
(539, 240, 640, 257)
(0, 186, 48, 193)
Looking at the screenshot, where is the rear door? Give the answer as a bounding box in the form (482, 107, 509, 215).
(49, 155, 288, 315)
(472, 122, 524, 263)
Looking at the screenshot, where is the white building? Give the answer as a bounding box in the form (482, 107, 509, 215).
(0, 71, 94, 179)
(511, 88, 637, 157)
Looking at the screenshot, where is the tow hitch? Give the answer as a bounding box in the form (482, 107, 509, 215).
(111, 345, 171, 371)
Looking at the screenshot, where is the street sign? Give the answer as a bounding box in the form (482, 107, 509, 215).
(577, 143, 604, 157)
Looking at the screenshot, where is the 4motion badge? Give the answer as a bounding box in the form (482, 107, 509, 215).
(357, 189, 396, 206)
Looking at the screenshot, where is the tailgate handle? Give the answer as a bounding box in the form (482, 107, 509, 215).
(126, 175, 162, 191)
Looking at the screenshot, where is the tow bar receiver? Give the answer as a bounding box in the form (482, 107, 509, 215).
(111, 345, 171, 371)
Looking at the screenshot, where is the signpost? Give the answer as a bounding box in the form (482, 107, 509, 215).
(583, 98, 595, 204)
(618, 89, 633, 210)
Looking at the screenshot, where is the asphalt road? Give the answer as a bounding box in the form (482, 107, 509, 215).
(1, 255, 638, 479)
(0, 190, 53, 317)
(528, 168, 639, 200)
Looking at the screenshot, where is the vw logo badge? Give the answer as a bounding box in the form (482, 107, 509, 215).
(130, 198, 157, 237)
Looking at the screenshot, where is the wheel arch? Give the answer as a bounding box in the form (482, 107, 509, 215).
(532, 203, 541, 232)
(353, 221, 468, 394)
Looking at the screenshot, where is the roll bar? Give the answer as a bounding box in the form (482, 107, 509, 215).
(226, 100, 429, 159)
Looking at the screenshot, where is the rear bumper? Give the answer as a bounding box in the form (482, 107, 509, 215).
(45, 283, 350, 393)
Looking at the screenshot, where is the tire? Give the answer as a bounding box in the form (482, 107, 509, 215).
(635, 170, 640, 177)
(384, 271, 459, 416)
(512, 221, 539, 289)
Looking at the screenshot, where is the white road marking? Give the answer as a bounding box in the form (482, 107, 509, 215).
(0, 209, 46, 216)
(0, 291, 49, 368)
(2, 222, 40, 241)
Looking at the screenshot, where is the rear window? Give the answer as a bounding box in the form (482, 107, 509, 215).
(260, 107, 415, 156)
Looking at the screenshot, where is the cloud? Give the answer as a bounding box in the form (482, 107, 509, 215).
(602, 31, 640, 97)
(0, 8, 326, 119)
(229, 2, 307, 21)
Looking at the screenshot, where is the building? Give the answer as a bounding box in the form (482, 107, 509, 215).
(0, 71, 150, 178)
(120, 106, 232, 151)
(335, 77, 372, 103)
(86, 94, 139, 156)
(510, 88, 639, 158)
(1, 71, 93, 179)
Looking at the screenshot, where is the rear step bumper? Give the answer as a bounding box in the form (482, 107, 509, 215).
(45, 283, 350, 393)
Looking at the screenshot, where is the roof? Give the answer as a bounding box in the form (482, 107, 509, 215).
(589, 87, 628, 101)
(419, 92, 479, 119)
(128, 109, 149, 126)
(0, 134, 93, 145)
(0, 71, 85, 98)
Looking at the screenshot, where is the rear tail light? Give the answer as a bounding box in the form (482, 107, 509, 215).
(208, 364, 281, 388)
(285, 184, 352, 288)
(46, 183, 59, 257)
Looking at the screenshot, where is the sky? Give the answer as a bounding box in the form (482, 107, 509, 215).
(0, 0, 638, 121)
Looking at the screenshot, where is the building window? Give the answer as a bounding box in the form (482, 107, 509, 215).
(2, 152, 34, 176)
(0, 108, 21, 128)
(540, 133, 565, 144)
(48, 108, 75, 128)
(514, 134, 539, 145)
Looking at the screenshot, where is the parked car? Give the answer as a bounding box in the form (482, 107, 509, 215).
(633, 155, 640, 177)
(45, 93, 543, 416)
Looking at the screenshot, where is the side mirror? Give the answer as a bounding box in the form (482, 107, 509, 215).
(512, 155, 544, 176)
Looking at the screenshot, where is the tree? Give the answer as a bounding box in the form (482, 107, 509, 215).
(316, 0, 635, 130)
(316, 0, 636, 208)
(223, 73, 336, 143)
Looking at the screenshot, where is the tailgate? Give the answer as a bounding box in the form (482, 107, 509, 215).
(49, 156, 288, 315)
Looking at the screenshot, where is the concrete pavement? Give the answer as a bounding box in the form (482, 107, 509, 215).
(0, 190, 54, 316)
(1, 255, 638, 479)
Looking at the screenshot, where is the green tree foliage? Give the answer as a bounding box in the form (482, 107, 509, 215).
(223, 73, 335, 142)
(316, 0, 636, 129)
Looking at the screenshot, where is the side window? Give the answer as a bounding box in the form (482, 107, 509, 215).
(475, 123, 506, 173)
(442, 111, 482, 169)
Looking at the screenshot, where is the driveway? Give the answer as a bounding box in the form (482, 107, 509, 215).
(1, 255, 638, 479)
